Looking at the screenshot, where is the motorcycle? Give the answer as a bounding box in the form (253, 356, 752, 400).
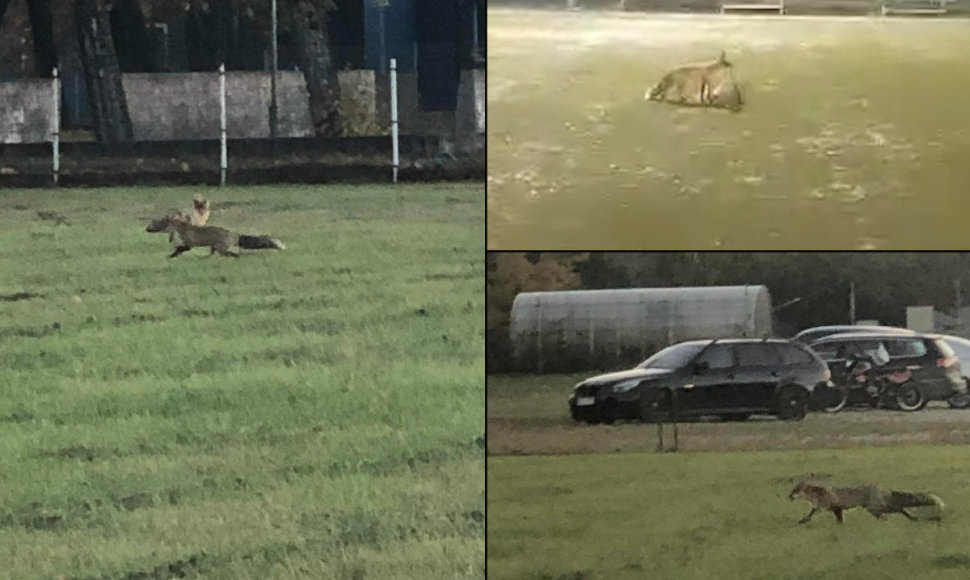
(822, 350, 925, 413)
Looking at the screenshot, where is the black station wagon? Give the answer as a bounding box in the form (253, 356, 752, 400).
(568, 338, 832, 424)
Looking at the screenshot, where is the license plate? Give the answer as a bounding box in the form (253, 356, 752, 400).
(575, 397, 595, 406)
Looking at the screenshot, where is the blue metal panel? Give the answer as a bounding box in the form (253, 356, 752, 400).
(364, 0, 417, 74)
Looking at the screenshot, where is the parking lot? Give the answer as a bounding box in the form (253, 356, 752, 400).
(487, 374, 970, 455)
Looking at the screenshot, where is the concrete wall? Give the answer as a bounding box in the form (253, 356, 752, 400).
(0, 79, 54, 143)
(456, 68, 485, 135)
(338, 70, 380, 136)
(123, 71, 314, 140)
(1, 68, 476, 143)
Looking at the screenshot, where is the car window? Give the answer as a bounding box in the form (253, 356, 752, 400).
(778, 344, 815, 366)
(809, 342, 839, 360)
(884, 338, 927, 358)
(735, 344, 781, 367)
(837, 340, 883, 360)
(637, 343, 707, 370)
(696, 344, 734, 369)
(940, 339, 963, 360)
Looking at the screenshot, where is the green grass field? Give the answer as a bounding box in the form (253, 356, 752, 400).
(0, 184, 484, 579)
(488, 9, 970, 249)
(489, 447, 970, 580)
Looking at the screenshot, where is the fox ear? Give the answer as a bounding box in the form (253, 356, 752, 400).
(719, 51, 727, 64)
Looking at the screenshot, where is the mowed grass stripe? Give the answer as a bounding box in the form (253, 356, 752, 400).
(0, 184, 483, 579)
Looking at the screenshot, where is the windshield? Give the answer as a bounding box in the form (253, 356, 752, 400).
(637, 343, 708, 370)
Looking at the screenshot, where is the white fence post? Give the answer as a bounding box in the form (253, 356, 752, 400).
(390, 57, 399, 184)
(52, 67, 60, 186)
(219, 63, 227, 186)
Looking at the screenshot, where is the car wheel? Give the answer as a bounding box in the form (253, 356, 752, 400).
(820, 385, 849, 413)
(639, 389, 672, 423)
(894, 382, 926, 412)
(601, 399, 617, 424)
(948, 392, 970, 409)
(720, 413, 750, 422)
(776, 385, 809, 421)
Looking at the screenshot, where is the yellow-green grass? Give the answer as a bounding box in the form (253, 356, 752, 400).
(488, 9, 970, 249)
(488, 447, 970, 580)
(0, 184, 484, 579)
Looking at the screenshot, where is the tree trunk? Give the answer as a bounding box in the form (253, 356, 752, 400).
(27, 0, 57, 76)
(0, 0, 13, 45)
(75, 0, 134, 145)
(110, 0, 155, 72)
(288, 0, 341, 137)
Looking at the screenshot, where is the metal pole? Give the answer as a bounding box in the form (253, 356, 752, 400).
(52, 67, 60, 186)
(379, 5, 387, 75)
(219, 63, 227, 186)
(390, 57, 399, 184)
(471, 3, 479, 60)
(849, 281, 856, 325)
(269, 0, 278, 140)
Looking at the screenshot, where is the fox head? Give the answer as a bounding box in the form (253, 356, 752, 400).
(193, 193, 209, 212)
(788, 481, 816, 501)
(145, 211, 190, 233)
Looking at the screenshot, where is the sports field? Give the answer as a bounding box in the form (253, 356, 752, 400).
(489, 447, 970, 580)
(0, 184, 484, 579)
(487, 9, 970, 249)
(488, 374, 970, 579)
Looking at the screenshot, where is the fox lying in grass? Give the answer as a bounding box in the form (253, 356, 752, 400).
(788, 481, 945, 524)
(145, 212, 284, 258)
(646, 52, 743, 111)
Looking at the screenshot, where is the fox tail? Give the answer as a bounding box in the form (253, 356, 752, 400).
(238, 234, 285, 250)
(892, 491, 946, 520)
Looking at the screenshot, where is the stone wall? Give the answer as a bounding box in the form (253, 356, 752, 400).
(1, 68, 478, 143)
(0, 79, 55, 143)
(456, 68, 485, 135)
(122, 71, 314, 140)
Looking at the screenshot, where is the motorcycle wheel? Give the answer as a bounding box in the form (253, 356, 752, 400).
(822, 386, 849, 413)
(894, 382, 926, 412)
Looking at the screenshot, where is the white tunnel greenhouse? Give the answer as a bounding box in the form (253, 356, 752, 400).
(509, 286, 774, 372)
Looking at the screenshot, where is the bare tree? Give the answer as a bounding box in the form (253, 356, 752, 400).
(286, 0, 342, 137)
(75, 0, 133, 144)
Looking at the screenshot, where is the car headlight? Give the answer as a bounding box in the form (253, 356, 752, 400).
(612, 379, 641, 393)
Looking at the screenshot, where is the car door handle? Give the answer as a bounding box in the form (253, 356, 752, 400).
(771, 371, 780, 377)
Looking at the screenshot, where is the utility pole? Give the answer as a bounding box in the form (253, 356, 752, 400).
(849, 281, 856, 325)
(269, 0, 279, 140)
(956, 279, 962, 330)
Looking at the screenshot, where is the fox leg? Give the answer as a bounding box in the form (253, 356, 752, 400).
(799, 507, 819, 524)
(831, 507, 844, 523)
(899, 509, 918, 521)
(169, 245, 191, 258)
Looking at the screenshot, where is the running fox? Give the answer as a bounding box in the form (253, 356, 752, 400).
(788, 481, 945, 524)
(152, 194, 211, 245)
(646, 52, 742, 110)
(145, 213, 284, 258)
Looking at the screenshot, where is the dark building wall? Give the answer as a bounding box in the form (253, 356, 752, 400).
(415, 0, 459, 111)
(364, 0, 417, 74)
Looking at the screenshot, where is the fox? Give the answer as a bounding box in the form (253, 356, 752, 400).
(191, 193, 211, 226)
(153, 194, 211, 245)
(646, 52, 742, 110)
(788, 481, 945, 524)
(145, 213, 284, 258)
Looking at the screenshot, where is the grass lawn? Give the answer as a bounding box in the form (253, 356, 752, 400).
(488, 447, 970, 580)
(488, 9, 970, 249)
(0, 184, 484, 579)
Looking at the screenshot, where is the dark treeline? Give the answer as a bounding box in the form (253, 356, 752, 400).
(487, 252, 970, 373)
